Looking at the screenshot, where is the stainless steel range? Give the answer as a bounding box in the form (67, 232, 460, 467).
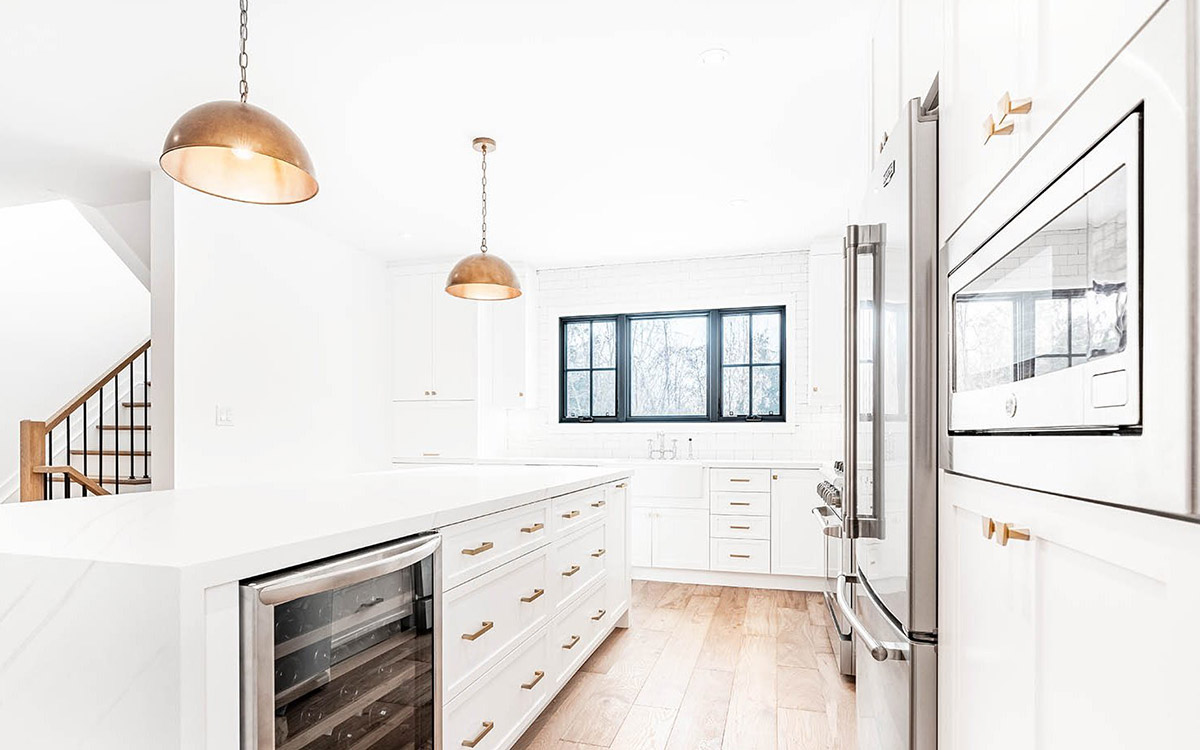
(813, 460, 855, 676)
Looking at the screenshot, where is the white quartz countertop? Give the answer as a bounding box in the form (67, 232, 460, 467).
(0, 465, 628, 586)
(391, 456, 824, 470)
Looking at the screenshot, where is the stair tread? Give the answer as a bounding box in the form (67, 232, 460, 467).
(98, 425, 151, 430)
(122, 402, 152, 408)
(71, 449, 150, 456)
(89, 476, 152, 485)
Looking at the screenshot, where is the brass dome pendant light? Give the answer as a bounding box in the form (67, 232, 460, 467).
(445, 137, 522, 300)
(159, 0, 318, 204)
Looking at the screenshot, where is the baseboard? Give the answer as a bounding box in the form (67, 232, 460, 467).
(632, 566, 826, 592)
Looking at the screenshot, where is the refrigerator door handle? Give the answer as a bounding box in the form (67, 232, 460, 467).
(843, 224, 884, 540)
(835, 574, 907, 662)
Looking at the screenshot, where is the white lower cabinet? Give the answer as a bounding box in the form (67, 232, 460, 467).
(770, 469, 824, 576)
(940, 472, 1200, 749)
(439, 478, 631, 750)
(649, 507, 710, 570)
(710, 538, 770, 573)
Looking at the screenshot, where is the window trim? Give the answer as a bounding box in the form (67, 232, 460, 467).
(559, 305, 786, 423)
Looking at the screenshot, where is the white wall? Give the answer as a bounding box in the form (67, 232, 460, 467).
(155, 183, 391, 489)
(0, 200, 150, 501)
(500, 251, 842, 463)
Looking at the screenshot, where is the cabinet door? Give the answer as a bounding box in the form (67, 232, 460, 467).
(650, 508, 709, 570)
(1021, 0, 1163, 149)
(941, 476, 1035, 750)
(489, 294, 528, 408)
(391, 401, 478, 458)
(630, 507, 653, 568)
(604, 481, 630, 616)
(869, 0, 901, 168)
(391, 272, 435, 400)
(432, 289, 478, 400)
(770, 469, 824, 576)
(807, 251, 844, 406)
(940, 0, 1023, 244)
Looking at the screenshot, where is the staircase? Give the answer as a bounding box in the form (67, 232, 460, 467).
(19, 339, 151, 500)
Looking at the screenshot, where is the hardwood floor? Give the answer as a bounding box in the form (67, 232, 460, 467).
(513, 581, 856, 750)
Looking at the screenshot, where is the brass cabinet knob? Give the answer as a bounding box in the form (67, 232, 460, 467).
(997, 91, 1033, 119)
(982, 517, 996, 540)
(983, 113, 1015, 144)
(615, 482, 627, 489)
(996, 522, 1030, 547)
(462, 621, 494, 641)
(462, 721, 494, 748)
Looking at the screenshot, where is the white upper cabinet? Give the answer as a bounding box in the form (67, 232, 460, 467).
(391, 270, 479, 401)
(940, 0, 1166, 245)
(487, 289, 533, 409)
(807, 248, 843, 406)
(869, 0, 902, 169)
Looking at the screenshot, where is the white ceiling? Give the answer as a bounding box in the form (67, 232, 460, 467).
(0, 1, 872, 266)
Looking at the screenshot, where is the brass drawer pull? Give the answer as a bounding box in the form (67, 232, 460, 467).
(521, 588, 545, 603)
(997, 91, 1033, 119)
(562, 634, 581, 650)
(729, 478, 751, 483)
(729, 501, 752, 507)
(996, 522, 1031, 547)
(462, 621, 494, 641)
(982, 517, 996, 540)
(562, 510, 581, 519)
(590, 548, 606, 558)
(562, 565, 581, 577)
(730, 525, 751, 530)
(591, 500, 606, 508)
(983, 113, 1015, 144)
(462, 721, 494, 747)
(591, 609, 606, 621)
(615, 482, 627, 488)
(521, 523, 545, 534)
(521, 670, 545, 690)
(462, 541, 494, 556)
(772, 474, 778, 480)
(729, 553, 751, 559)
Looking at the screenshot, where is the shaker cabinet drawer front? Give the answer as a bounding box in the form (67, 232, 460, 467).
(552, 487, 607, 536)
(443, 545, 553, 701)
(710, 514, 771, 540)
(444, 624, 555, 749)
(709, 468, 772, 493)
(553, 581, 609, 684)
(552, 521, 608, 611)
(442, 500, 551, 589)
(711, 491, 771, 517)
(711, 538, 771, 573)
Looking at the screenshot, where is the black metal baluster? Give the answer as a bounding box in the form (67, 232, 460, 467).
(142, 350, 149, 479)
(128, 361, 135, 481)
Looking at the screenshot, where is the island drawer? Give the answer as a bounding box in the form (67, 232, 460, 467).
(551, 520, 607, 612)
(444, 621, 555, 750)
(711, 491, 771, 517)
(710, 538, 771, 573)
(442, 544, 552, 702)
(442, 500, 551, 589)
(552, 486, 607, 536)
(709, 468, 772, 493)
(710, 514, 771, 540)
(552, 579, 609, 684)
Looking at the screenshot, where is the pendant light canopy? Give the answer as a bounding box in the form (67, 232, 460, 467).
(445, 138, 522, 301)
(160, 0, 317, 204)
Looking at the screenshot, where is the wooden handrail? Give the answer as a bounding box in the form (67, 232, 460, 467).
(46, 338, 150, 429)
(32, 466, 110, 497)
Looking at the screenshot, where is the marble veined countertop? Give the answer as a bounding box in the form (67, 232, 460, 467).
(0, 464, 629, 585)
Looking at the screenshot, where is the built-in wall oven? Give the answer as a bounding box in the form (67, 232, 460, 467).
(942, 0, 1195, 517)
(813, 462, 854, 676)
(241, 533, 441, 750)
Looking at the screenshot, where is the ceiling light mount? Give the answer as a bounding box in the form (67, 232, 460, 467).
(699, 48, 731, 65)
(446, 137, 522, 301)
(159, 0, 317, 204)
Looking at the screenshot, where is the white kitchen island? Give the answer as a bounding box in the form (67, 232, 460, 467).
(0, 464, 631, 750)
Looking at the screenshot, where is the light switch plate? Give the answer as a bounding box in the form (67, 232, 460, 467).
(215, 405, 235, 427)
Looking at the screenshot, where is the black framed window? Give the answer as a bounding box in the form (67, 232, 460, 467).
(559, 306, 785, 423)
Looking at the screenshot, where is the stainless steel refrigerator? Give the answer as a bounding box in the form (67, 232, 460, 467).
(836, 93, 938, 750)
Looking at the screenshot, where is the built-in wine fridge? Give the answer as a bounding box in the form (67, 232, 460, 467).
(241, 533, 441, 750)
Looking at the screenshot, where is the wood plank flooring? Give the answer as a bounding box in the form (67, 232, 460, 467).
(513, 582, 856, 750)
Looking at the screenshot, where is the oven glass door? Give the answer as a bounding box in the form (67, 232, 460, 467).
(244, 537, 438, 750)
(949, 112, 1141, 432)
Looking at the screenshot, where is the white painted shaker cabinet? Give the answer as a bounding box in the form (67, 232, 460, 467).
(940, 472, 1200, 749)
(390, 269, 478, 401)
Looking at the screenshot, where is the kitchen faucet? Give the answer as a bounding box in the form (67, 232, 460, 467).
(647, 432, 678, 460)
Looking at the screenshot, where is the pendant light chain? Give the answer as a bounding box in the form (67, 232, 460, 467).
(479, 144, 489, 254)
(238, 0, 250, 103)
